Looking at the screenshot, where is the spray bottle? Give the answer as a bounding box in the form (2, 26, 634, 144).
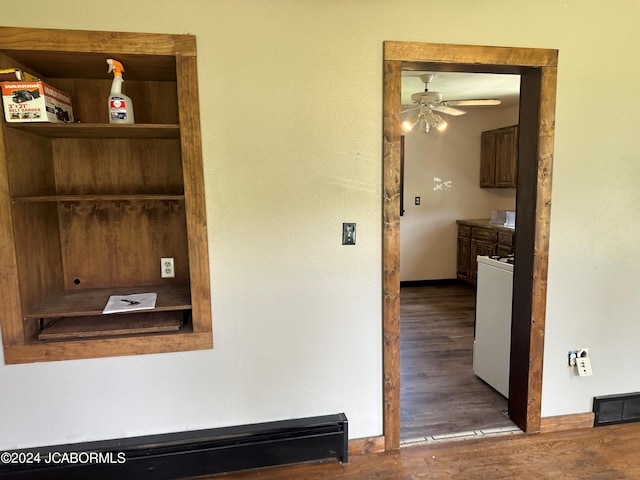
(106, 59, 135, 124)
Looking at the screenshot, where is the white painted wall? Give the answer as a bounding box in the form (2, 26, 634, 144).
(1, 0, 640, 450)
(400, 105, 518, 281)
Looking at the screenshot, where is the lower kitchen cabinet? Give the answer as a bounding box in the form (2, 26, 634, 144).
(456, 230, 472, 282)
(456, 220, 514, 285)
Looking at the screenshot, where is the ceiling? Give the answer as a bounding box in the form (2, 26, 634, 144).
(401, 71, 521, 109)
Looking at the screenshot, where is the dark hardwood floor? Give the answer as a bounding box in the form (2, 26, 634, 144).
(209, 422, 640, 479)
(400, 283, 517, 441)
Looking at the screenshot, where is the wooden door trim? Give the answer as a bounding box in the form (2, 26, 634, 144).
(382, 41, 558, 450)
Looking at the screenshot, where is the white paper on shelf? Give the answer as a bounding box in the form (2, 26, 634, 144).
(102, 293, 157, 314)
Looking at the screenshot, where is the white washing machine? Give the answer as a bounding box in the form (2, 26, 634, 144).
(473, 255, 514, 398)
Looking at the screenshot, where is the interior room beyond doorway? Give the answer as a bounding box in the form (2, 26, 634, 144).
(398, 69, 521, 442)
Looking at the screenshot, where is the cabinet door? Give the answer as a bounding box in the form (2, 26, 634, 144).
(470, 240, 496, 284)
(497, 231, 514, 256)
(495, 125, 518, 187)
(457, 235, 471, 282)
(480, 130, 497, 187)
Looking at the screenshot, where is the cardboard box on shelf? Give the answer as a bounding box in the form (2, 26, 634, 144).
(0, 68, 39, 82)
(1, 80, 73, 123)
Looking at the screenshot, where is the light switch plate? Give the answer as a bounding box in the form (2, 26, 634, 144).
(342, 223, 356, 245)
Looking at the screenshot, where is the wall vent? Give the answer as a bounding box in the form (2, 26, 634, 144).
(593, 392, 640, 427)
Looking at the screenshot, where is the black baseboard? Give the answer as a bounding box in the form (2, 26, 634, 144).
(400, 278, 462, 288)
(0, 414, 348, 480)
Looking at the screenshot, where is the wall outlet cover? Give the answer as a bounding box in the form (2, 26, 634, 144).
(161, 257, 175, 278)
(577, 357, 593, 377)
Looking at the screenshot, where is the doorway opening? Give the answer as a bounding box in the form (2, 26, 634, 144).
(382, 41, 558, 450)
(399, 70, 521, 443)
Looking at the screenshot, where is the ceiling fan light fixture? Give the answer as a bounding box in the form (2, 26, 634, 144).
(402, 105, 449, 134)
(402, 110, 421, 131)
(433, 113, 447, 131)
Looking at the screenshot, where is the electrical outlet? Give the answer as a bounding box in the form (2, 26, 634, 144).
(568, 348, 589, 367)
(415, 196, 421, 205)
(161, 257, 175, 278)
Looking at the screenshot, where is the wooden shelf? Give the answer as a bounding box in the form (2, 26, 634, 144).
(38, 311, 184, 341)
(1, 44, 178, 81)
(12, 194, 185, 203)
(25, 284, 191, 320)
(5, 332, 212, 364)
(4, 123, 180, 139)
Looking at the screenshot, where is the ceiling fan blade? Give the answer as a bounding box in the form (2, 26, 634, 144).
(444, 99, 502, 107)
(433, 104, 466, 116)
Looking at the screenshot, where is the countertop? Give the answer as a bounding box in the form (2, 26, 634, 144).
(456, 218, 515, 233)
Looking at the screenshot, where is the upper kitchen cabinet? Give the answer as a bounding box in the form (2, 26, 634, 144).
(480, 125, 518, 188)
(0, 26, 212, 364)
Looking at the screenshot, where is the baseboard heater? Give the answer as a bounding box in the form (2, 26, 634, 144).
(0, 413, 348, 480)
(593, 392, 640, 427)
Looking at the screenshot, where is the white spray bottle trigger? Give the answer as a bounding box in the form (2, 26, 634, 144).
(106, 58, 134, 124)
(106, 59, 124, 77)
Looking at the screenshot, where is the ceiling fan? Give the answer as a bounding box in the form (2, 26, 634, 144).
(402, 74, 502, 133)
